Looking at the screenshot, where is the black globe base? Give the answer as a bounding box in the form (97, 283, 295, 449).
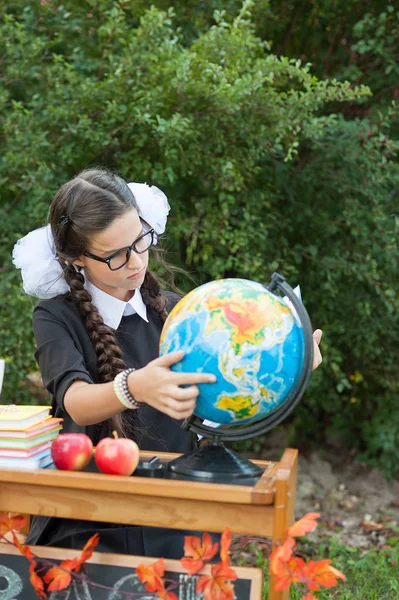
(167, 443, 263, 481)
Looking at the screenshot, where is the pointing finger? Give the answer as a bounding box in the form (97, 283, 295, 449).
(172, 372, 216, 386)
(154, 351, 185, 367)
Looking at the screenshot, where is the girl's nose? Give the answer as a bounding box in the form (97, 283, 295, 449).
(126, 249, 143, 270)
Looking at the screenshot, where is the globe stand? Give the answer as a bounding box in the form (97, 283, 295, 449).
(167, 437, 263, 481)
(167, 272, 314, 482)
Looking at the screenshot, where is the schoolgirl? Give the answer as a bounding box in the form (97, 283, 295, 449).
(13, 168, 217, 558)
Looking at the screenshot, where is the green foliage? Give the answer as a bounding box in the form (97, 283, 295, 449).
(0, 1, 398, 475)
(154, 0, 399, 106)
(285, 114, 399, 477)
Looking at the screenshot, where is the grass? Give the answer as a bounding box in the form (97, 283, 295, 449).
(251, 537, 399, 600)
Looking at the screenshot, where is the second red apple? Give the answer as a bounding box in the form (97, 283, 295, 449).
(95, 434, 139, 476)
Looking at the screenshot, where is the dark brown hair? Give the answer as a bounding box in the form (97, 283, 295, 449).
(49, 168, 169, 437)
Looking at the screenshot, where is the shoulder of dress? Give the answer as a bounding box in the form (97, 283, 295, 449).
(33, 294, 77, 320)
(161, 290, 181, 313)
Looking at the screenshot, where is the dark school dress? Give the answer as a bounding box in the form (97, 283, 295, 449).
(26, 291, 204, 559)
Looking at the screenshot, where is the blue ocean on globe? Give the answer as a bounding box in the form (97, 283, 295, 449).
(160, 279, 305, 426)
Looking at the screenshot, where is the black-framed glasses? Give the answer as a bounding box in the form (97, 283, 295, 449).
(83, 229, 155, 271)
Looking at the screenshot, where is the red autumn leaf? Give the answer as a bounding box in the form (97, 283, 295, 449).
(29, 561, 47, 599)
(303, 559, 346, 591)
(287, 513, 320, 538)
(273, 556, 306, 591)
(42, 531, 100, 592)
(59, 557, 82, 573)
(22, 545, 36, 563)
(0, 513, 28, 536)
(76, 532, 100, 568)
(156, 589, 179, 600)
(197, 560, 238, 600)
(7, 514, 28, 532)
(220, 529, 232, 565)
(11, 531, 24, 553)
(136, 558, 165, 592)
(269, 537, 296, 576)
(181, 533, 219, 575)
(11, 531, 35, 562)
(43, 564, 72, 592)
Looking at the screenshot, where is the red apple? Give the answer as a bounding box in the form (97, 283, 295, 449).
(95, 433, 139, 476)
(51, 433, 93, 471)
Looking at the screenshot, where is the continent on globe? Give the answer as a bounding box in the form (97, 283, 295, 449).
(216, 395, 260, 420)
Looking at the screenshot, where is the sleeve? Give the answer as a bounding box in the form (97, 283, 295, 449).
(32, 304, 94, 412)
(164, 291, 181, 314)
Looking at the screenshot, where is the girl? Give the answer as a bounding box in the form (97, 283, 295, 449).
(13, 167, 218, 558)
(13, 167, 322, 558)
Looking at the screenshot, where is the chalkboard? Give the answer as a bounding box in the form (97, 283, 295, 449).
(0, 544, 262, 600)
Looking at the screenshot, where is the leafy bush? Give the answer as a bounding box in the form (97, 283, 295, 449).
(0, 1, 398, 474)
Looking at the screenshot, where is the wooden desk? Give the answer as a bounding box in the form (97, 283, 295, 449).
(0, 448, 298, 600)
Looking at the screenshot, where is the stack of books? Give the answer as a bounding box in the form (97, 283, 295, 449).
(0, 405, 62, 470)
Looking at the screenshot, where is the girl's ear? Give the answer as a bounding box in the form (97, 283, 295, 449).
(73, 254, 86, 268)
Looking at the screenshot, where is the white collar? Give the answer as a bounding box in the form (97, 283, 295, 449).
(85, 278, 148, 329)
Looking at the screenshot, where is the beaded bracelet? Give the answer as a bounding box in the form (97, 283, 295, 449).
(113, 368, 141, 410)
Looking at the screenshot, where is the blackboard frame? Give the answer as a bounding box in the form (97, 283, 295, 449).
(0, 543, 263, 599)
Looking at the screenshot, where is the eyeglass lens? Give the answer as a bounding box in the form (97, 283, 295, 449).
(109, 230, 153, 270)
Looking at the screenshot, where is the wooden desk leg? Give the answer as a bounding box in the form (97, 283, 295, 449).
(268, 449, 298, 600)
(20, 514, 31, 536)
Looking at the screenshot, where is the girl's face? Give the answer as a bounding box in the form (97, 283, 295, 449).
(74, 209, 149, 301)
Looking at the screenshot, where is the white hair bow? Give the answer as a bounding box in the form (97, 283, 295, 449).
(12, 182, 170, 299)
(128, 183, 170, 237)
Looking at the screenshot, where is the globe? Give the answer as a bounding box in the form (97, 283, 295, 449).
(159, 278, 306, 428)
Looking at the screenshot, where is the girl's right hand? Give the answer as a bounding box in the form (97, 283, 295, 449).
(127, 350, 216, 420)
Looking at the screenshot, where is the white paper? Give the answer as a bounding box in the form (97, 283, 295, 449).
(202, 419, 221, 428)
(282, 284, 302, 319)
(0, 360, 4, 398)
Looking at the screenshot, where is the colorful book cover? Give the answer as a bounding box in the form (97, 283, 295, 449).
(0, 440, 52, 459)
(0, 430, 60, 450)
(0, 405, 51, 430)
(0, 448, 53, 470)
(0, 417, 63, 438)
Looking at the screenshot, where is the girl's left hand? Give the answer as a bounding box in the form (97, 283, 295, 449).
(312, 329, 323, 370)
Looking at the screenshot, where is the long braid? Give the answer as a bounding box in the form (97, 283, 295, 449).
(61, 261, 127, 437)
(141, 270, 169, 323)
